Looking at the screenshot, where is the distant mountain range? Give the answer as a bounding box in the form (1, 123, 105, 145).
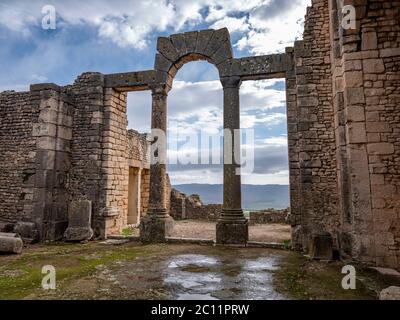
(173, 184, 290, 211)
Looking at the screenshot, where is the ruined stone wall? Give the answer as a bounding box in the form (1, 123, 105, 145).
(249, 208, 290, 225)
(127, 129, 150, 167)
(32, 85, 74, 240)
(170, 189, 222, 221)
(0, 85, 75, 241)
(140, 169, 150, 217)
(329, 0, 400, 269)
(0, 91, 38, 224)
(292, 0, 340, 251)
(67, 73, 107, 238)
(101, 89, 129, 235)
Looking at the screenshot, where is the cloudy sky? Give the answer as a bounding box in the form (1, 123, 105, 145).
(0, 0, 310, 185)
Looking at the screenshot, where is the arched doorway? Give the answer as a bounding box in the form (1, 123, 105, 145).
(140, 29, 248, 244)
(104, 28, 295, 245)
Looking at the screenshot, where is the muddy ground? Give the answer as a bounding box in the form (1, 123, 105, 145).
(1, 241, 397, 300)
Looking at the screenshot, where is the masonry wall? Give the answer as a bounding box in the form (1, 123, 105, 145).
(67, 73, 107, 238)
(329, 0, 400, 269)
(101, 89, 129, 235)
(0, 91, 38, 224)
(291, 0, 340, 251)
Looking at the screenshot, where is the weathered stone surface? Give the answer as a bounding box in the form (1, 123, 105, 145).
(183, 31, 198, 53)
(13, 222, 39, 244)
(156, 37, 179, 62)
(170, 189, 221, 221)
(195, 29, 214, 55)
(0, 235, 23, 254)
(104, 70, 157, 91)
(170, 33, 187, 57)
(379, 286, 400, 300)
(140, 215, 174, 243)
(64, 200, 93, 241)
(309, 233, 333, 260)
(216, 220, 248, 245)
(249, 208, 290, 225)
(204, 28, 230, 58)
(0, 222, 14, 233)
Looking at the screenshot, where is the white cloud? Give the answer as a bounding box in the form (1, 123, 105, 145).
(209, 16, 249, 34)
(0, 0, 310, 52)
(235, 0, 311, 54)
(261, 135, 288, 146)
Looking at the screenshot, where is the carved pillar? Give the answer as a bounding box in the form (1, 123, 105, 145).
(140, 84, 174, 242)
(216, 76, 248, 245)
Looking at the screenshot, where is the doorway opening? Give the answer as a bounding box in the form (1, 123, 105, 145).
(240, 79, 291, 244)
(167, 60, 223, 241)
(125, 91, 152, 230)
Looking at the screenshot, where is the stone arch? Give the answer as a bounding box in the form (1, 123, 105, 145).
(103, 27, 295, 245)
(154, 28, 233, 85)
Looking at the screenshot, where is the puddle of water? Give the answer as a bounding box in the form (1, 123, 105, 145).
(242, 257, 280, 271)
(178, 293, 219, 300)
(168, 254, 219, 268)
(162, 251, 286, 300)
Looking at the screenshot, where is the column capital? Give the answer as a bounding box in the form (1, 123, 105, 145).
(150, 83, 170, 97)
(221, 76, 242, 89)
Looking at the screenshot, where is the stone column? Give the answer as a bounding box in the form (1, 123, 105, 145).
(216, 76, 248, 245)
(140, 84, 173, 242)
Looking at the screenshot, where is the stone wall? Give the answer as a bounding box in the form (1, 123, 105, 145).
(127, 130, 150, 167)
(0, 91, 38, 224)
(329, 0, 400, 269)
(140, 169, 150, 218)
(249, 208, 290, 225)
(67, 73, 107, 238)
(127, 129, 151, 221)
(290, 0, 340, 251)
(288, 0, 400, 270)
(170, 189, 222, 221)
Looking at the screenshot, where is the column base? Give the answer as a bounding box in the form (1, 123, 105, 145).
(140, 214, 174, 243)
(216, 212, 248, 245)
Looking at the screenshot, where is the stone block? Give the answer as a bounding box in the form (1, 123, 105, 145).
(156, 37, 179, 62)
(0, 222, 15, 233)
(216, 220, 248, 245)
(211, 41, 233, 65)
(366, 121, 391, 133)
(14, 222, 39, 244)
(379, 287, 400, 300)
(367, 143, 394, 155)
(344, 71, 363, 88)
(170, 33, 187, 57)
(380, 48, 400, 58)
(344, 87, 365, 105)
(183, 31, 198, 53)
(361, 32, 377, 50)
(0, 235, 23, 254)
(64, 200, 94, 242)
(154, 53, 173, 73)
(309, 232, 333, 260)
(347, 122, 367, 143)
(140, 215, 174, 243)
(363, 59, 385, 74)
(195, 29, 214, 55)
(204, 28, 230, 58)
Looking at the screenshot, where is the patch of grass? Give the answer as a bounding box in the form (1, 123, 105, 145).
(273, 252, 380, 300)
(121, 227, 134, 237)
(282, 240, 291, 249)
(0, 242, 154, 300)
